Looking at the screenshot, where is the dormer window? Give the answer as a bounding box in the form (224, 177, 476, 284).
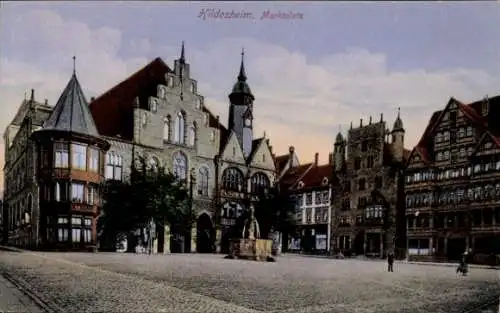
(158, 87, 166, 99)
(297, 181, 305, 189)
(322, 177, 329, 186)
(167, 76, 174, 87)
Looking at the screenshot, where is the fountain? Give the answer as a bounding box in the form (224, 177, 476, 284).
(227, 204, 274, 261)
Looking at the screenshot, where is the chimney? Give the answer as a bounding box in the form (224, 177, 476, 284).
(288, 146, 295, 167)
(314, 152, 319, 165)
(44, 99, 48, 105)
(369, 116, 372, 125)
(380, 113, 383, 122)
(360, 118, 363, 127)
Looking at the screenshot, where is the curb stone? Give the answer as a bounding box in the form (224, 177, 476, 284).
(1, 271, 63, 313)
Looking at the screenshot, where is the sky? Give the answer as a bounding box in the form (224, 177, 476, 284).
(1, 1, 500, 192)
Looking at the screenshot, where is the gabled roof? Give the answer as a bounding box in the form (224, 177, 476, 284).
(298, 163, 332, 190)
(246, 137, 265, 165)
(43, 73, 99, 137)
(279, 163, 313, 190)
(471, 130, 500, 157)
(409, 95, 500, 164)
(274, 154, 289, 173)
(89, 57, 172, 139)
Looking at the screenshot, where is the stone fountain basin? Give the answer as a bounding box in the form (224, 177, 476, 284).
(230, 238, 273, 261)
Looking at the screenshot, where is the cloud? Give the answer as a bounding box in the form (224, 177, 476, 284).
(2, 8, 500, 195)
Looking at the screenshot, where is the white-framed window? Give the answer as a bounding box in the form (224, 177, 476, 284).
(105, 152, 123, 180)
(72, 228, 81, 243)
(71, 182, 85, 203)
(142, 112, 147, 126)
(71, 144, 87, 170)
(84, 218, 92, 227)
(188, 124, 197, 147)
(197, 166, 209, 196)
(58, 228, 69, 242)
(163, 115, 171, 141)
(87, 185, 95, 205)
(250, 172, 270, 194)
(172, 151, 188, 180)
(174, 112, 186, 144)
(89, 148, 99, 172)
(54, 142, 69, 168)
(55, 182, 68, 202)
(58, 217, 68, 224)
(83, 229, 92, 243)
(71, 217, 81, 225)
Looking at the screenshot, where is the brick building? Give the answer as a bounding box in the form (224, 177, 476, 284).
(405, 95, 500, 264)
(3, 71, 110, 250)
(331, 113, 409, 258)
(2, 44, 277, 252)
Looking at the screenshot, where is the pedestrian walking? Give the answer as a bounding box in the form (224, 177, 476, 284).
(387, 252, 394, 272)
(456, 251, 468, 276)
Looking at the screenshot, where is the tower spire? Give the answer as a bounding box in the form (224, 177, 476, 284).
(180, 41, 185, 64)
(397, 107, 401, 118)
(238, 47, 247, 82)
(73, 56, 76, 75)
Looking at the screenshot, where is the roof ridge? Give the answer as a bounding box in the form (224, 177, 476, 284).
(90, 57, 168, 105)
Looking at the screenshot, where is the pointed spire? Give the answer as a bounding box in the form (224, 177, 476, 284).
(30, 89, 35, 102)
(180, 41, 185, 64)
(397, 107, 401, 118)
(42, 72, 99, 137)
(73, 56, 76, 75)
(238, 47, 247, 82)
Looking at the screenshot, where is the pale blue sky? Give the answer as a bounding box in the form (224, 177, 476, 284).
(1, 1, 500, 173)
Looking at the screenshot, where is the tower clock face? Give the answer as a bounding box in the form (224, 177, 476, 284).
(245, 118, 252, 127)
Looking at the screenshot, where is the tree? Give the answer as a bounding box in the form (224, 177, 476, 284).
(253, 185, 298, 240)
(98, 156, 194, 252)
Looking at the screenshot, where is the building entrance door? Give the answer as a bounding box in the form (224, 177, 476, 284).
(447, 237, 466, 261)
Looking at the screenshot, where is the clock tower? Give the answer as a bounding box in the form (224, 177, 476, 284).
(228, 49, 254, 158)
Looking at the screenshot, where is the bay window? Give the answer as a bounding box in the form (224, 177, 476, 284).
(71, 144, 87, 170)
(71, 182, 85, 203)
(89, 148, 99, 172)
(54, 142, 69, 168)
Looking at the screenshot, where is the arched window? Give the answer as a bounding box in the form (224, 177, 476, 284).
(149, 156, 160, 172)
(222, 167, 244, 191)
(163, 115, 171, 141)
(172, 151, 188, 180)
(174, 112, 185, 144)
(188, 123, 197, 147)
(197, 166, 209, 196)
(250, 172, 270, 194)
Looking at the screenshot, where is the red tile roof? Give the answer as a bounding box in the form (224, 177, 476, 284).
(411, 95, 500, 164)
(89, 57, 225, 141)
(274, 154, 289, 173)
(280, 163, 313, 189)
(89, 58, 172, 140)
(297, 163, 332, 190)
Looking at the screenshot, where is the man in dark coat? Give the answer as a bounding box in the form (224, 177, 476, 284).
(387, 252, 394, 272)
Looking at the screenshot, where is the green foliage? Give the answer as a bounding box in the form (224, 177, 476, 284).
(98, 155, 194, 248)
(253, 186, 297, 238)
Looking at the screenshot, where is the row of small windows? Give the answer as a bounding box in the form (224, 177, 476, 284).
(435, 127, 473, 143)
(303, 191, 330, 206)
(40, 142, 100, 171)
(406, 184, 500, 207)
(406, 161, 500, 184)
(105, 151, 211, 196)
(42, 181, 98, 205)
(304, 206, 328, 223)
(48, 216, 93, 244)
(221, 167, 271, 193)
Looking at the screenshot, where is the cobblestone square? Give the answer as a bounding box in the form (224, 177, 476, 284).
(0, 250, 498, 313)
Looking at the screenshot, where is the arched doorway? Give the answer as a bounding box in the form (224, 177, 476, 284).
(196, 213, 215, 253)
